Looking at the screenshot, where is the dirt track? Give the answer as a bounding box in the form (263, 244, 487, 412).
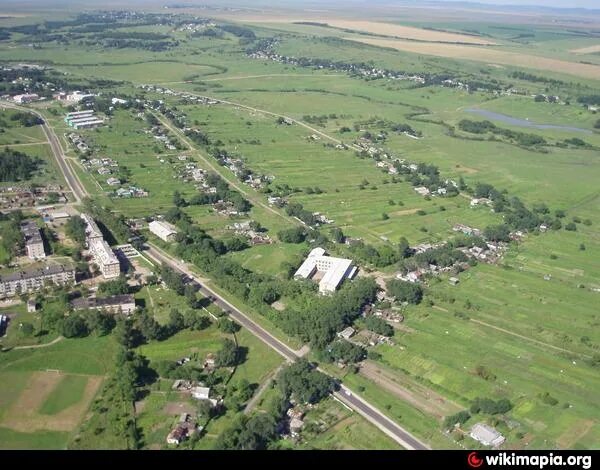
(359, 361, 461, 418)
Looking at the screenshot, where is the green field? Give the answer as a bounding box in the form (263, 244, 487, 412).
(0, 4, 599, 450)
(38, 375, 89, 415)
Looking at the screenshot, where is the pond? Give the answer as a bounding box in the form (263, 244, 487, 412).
(465, 108, 593, 134)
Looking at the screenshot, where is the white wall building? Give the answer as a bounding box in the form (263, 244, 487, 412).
(81, 214, 120, 279)
(149, 220, 178, 242)
(21, 221, 46, 259)
(294, 247, 356, 294)
(470, 423, 506, 447)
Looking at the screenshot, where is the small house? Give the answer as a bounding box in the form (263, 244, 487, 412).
(26, 299, 37, 313)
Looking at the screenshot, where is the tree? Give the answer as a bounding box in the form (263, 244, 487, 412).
(98, 275, 129, 296)
(326, 340, 366, 364)
(216, 338, 240, 367)
(183, 311, 210, 330)
(168, 309, 184, 333)
(483, 224, 511, 242)
(277, 227, 306, 244)
(565, 222, 577, 231)
(61, 315, 89, 338)
(218, 318, 240, 334)
(278, 359, 336, 404)
(65, 216, 87, 246)
(444, 410, 470, 429)
(386, 279, 423, 304)
(330, 227, 345, 244)
(173, 190, 186, 207)
(114, 318, 136, 348)
(84, 309, 115, 336)
(364, 316, 394, 336)
(137, 311, 163, 341)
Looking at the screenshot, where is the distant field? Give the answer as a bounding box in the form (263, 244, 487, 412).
(343, 36, 600, 80)
(571, 45, 600, 54)
(313, 20, 497, 45)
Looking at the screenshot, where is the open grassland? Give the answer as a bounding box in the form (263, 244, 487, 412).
(0, 336, 117, 375)
(342, 36, 600, 80)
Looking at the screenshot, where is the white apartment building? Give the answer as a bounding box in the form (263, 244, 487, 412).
(81, 214, 120, 279)
(21, 221, 46, 259)
(0, 264, 75, 298)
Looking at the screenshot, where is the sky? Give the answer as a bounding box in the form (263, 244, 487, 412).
(424, 0, 599, 9)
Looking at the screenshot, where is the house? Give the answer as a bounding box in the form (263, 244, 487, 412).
(191, 386, 210, 400)
(414, 186, 430, 196)
(148, 220, 178, 242)
(71, 294, 136, 316)
(449, 277, 459, 285)
(106, 177, 120, 186)
(26, 298, 37, 313)
(166, 425, 190, 445)
(470, 423, 505, 447)
(13, 93, 39, 104)
(337, 326, 356, 340)
(294, 247, 356, 294)
(166, 413, 199, 445)
(289, 417, 304, 437)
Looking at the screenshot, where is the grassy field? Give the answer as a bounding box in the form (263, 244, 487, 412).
(0, 7, 599, 450)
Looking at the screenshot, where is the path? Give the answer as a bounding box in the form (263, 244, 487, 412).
(12, 335, 64, 350)
(243, 365, 283, 415)
(470, 318, 591, 359)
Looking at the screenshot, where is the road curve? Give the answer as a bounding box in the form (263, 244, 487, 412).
(145, 243, 429, 450)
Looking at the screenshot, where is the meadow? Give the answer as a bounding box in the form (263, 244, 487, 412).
(0, 8, 599, 449)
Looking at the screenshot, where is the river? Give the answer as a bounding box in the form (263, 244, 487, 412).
(465, 108, 593, 135)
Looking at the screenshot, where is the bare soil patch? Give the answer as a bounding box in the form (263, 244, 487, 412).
(359, 361, 461, 418)
(391, 208, 422, 216)
(162, 401, 196, 416)
(1, 372, 103, 432)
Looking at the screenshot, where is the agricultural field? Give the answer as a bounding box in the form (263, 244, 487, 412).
(0, 2, 599, 451)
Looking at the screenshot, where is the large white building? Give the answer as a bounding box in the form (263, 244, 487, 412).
(81, 214, 120, 279)
(149, 220, 178, 242)
(294, 247, 356, 294)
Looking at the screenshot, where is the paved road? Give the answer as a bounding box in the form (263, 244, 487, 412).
(0, 102, 87, 202)
(334, 385, 430, 450)
(145, 244, 301, 361)
(2, 100, 429, 450)
(145, 243, 429, 450)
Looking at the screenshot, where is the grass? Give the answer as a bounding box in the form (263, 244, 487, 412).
(0, 10, 599, 450)
(0, 427, 70, 450)
(0, 335, 116, 376)
(38, 375, 89, 415)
